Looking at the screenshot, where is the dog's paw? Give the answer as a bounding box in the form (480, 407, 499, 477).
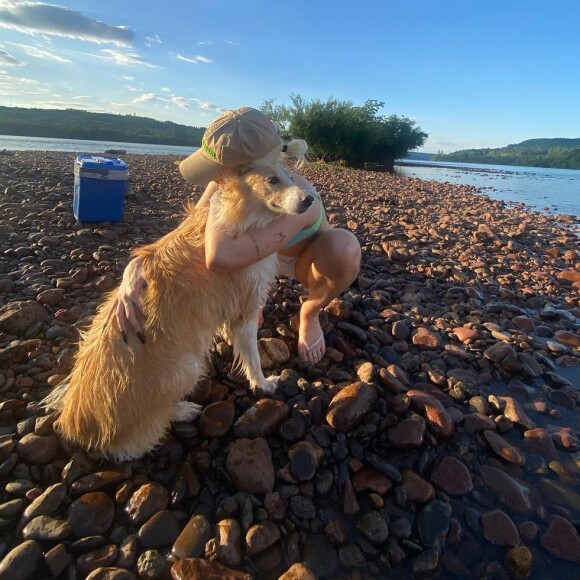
(257, 375, 279, 396)
(172, 401, 204, 422)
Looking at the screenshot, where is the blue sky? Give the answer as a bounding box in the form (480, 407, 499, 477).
(0, 0, 578, 152)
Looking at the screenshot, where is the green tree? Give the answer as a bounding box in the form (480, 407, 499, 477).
(261, 95, 427, 170)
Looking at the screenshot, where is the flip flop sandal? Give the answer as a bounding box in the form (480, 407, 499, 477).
(298, 330, 326, 363)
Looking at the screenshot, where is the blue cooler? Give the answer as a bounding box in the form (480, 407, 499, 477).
(73, 155, 129, 222)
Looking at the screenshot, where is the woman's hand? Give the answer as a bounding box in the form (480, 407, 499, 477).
(108, 257, 148, 341)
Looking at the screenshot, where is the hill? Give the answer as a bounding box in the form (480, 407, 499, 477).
(433, 137, 580, 169)
(0, 106, 205, 147)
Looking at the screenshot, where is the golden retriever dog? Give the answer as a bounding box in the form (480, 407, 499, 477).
(44, 165, 314, 460)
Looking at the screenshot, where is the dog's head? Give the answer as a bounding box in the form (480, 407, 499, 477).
(220, 165, 314, 222)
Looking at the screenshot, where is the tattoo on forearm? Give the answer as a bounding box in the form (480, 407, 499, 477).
(274, 231, 287, 243)
(248, 233, 261, 260)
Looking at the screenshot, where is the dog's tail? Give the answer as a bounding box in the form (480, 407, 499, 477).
(282, 138, 309, 168)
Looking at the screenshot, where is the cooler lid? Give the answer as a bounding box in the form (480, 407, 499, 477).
(75, 155, 128, 171)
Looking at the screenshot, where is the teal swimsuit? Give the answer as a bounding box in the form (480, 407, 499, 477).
(282, 189, 323, 250)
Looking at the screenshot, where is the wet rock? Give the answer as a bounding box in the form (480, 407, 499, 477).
(76, 544, 118, 577)
(44, 543, 70, 578)
(207, 518, 243, 567)
(356, 511, 389, 544)
(412, 327, 440, 349)
(481, 509, 520, 547)
(137, 550, 169, 579)
(258, 337, 291, 368)
(400, 470, 435, 503)
(86, 569, 137, 580)
(430, 456, 473, 495)
(198, 401, 235, 438)
(22, 482, 66, 522)
(419, 499, 452, 547)
(353, 467, 393, 494)
(303, 534, 338, 578)
(226, 438, 275, 495)
(499, 396, 536, 430)
(278, 562, 317, 580)
(540, 515, 580, 564)
(480, 465, 533, 514)
(125, 483, 169, 525)
(233, 399, 290, 438)
(483, 430, 526, 465)
(506, 546, 533, 579)
(0, 540, 43, 580)
(407, 390, 454, 438)
(246, 521, 281, 556)
(326, 381, 377, 431)
(537, 478, 580, 513)
(463, 413, 497, 433)
(171, 514, 211, 559)
(171, 558, 252, 579)
(138, 510, 180, 548)
(22, 515, 71, 540)
(522, 428, 558, 460)
(68, 492, 115, 537)
(15, 432, 59, 465)
(387, 417, 425, 448)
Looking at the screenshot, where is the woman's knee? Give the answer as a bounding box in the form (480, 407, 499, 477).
(327, 229, 361, 267)
(314, 229, 361, 278)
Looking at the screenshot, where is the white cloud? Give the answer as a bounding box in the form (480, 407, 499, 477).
(133, 92, 159, 103)
(73, 95, 90, 100)
(99, 49, 160, 68)
(161, 86, 171, 92)
(198, 40, 213, 46)
(122, 75, 134, 81)
(0, 47, 25, 66)
(0, 69, 50, 93)
(0, 1, 134, 46)
(170, 96, 193, 109)
(223, 40, 239, 45)
(175, 53, 212, 65)
(145, 34, 162, 45)
(10, 42, 71, 63)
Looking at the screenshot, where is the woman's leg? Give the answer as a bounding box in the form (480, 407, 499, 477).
(294, 228, 361, 363)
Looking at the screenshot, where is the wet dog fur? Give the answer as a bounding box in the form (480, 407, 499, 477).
(44, 165, 313, 460)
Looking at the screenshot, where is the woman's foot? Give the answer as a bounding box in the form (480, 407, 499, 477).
(297, 314, 326, 364)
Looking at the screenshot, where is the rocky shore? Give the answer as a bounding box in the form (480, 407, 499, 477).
(0, 150, 579, 580)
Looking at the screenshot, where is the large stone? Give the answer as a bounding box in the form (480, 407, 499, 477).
(258, 338, 291, 369)
(540, 515, 580, 564)
(245, 521, 281, 556)
(0, 540, 44, 580)
(68, 492, 115, 537)
(198, 401, 235, 439)
(430, 456, 473, 495)
(0, 300, 48, 336)
(171, 558, 252, 580)
(138, 510, 180, 549)
(125, 483, 169, 525)
(407, 390, 454, 438)
(326, 382, 377, 431)
(233, 399, 290, 438)
(400, 470, 435, 503)
(16, 433, 59, 464)
(387, 417, 425, 448)
(480, 465, 533, 514)
(226, 438, 275, 495)
(483, 430, 526, 465)
(481, 510, 520, 547)
(171, 514, 211, 560)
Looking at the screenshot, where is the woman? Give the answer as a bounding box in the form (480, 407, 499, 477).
(110, 107, 361, 364)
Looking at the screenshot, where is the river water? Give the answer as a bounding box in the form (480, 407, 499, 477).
(1, 135, 578, 220)
(396, 160, 579, 220)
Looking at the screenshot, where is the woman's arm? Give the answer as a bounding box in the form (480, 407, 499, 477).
(195, 181, 219, 208)
(205, 194, 320, 272)
(108, 256, 148, 337)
